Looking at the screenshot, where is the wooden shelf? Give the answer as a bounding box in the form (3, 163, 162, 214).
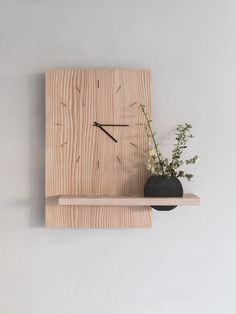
(58, 194, 200, 207)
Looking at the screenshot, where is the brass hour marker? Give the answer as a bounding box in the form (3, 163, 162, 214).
(97, 160, 100, 169)
(76, 86, 80, 93)
(60, 142, 67, 147)
(97, 80, 100, 88)
(55, 123, 62, 126)
(60, 102, 67, 107)
(130, 142, 138, 148)
(116, 85, 121, 93)
(130, 101, 137, 107)
(135, 123, 143, 126)
(75, 156, 80, 164)
(116, 155, 122, 164)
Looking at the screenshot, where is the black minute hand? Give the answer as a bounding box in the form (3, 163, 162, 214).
(93, 122, 118, 143)
(99, 123, 129, 127)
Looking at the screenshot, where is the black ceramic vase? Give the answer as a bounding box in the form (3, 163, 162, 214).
(144, 175, 183, 211)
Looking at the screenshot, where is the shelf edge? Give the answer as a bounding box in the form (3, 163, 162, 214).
(57, 194, 200, 207)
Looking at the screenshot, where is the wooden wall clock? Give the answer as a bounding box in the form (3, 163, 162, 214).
(45, 69, 152, 228)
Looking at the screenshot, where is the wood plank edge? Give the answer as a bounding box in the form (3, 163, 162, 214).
(57, 194, 200, 206)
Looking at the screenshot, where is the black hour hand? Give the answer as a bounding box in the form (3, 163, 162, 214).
(93, 122, 118, 143)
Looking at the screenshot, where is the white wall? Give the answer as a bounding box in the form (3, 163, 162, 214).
(1, 0, 236, 313)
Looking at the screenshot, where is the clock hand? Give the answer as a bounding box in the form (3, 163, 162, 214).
(99, 123, 129, 127)
(98, 125, 118, 143)
(93, 122, 118, 143)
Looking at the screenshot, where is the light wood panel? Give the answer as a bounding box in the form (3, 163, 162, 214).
(58, 194, 200, 206)
(45, 69, 152, 228)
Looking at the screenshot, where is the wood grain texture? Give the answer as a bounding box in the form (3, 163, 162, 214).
(45, 69, 152, 228)
(58, 194, 200, 206)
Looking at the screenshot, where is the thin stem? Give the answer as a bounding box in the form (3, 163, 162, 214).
(139, 104, 162, 163)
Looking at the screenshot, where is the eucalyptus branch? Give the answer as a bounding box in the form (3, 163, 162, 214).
(185, 155, 199, 165)
(171, 123, 193, 161)
(139, 105, 199, 181)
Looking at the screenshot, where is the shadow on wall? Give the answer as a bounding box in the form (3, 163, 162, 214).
(29, 73, 45, 227)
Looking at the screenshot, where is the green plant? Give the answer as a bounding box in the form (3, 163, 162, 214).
(139, 104, 199, 181)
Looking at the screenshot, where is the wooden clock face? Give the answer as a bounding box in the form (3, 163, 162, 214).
(45, 69, 152, 228)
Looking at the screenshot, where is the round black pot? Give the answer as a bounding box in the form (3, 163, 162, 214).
(144, 175, 183, 211)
